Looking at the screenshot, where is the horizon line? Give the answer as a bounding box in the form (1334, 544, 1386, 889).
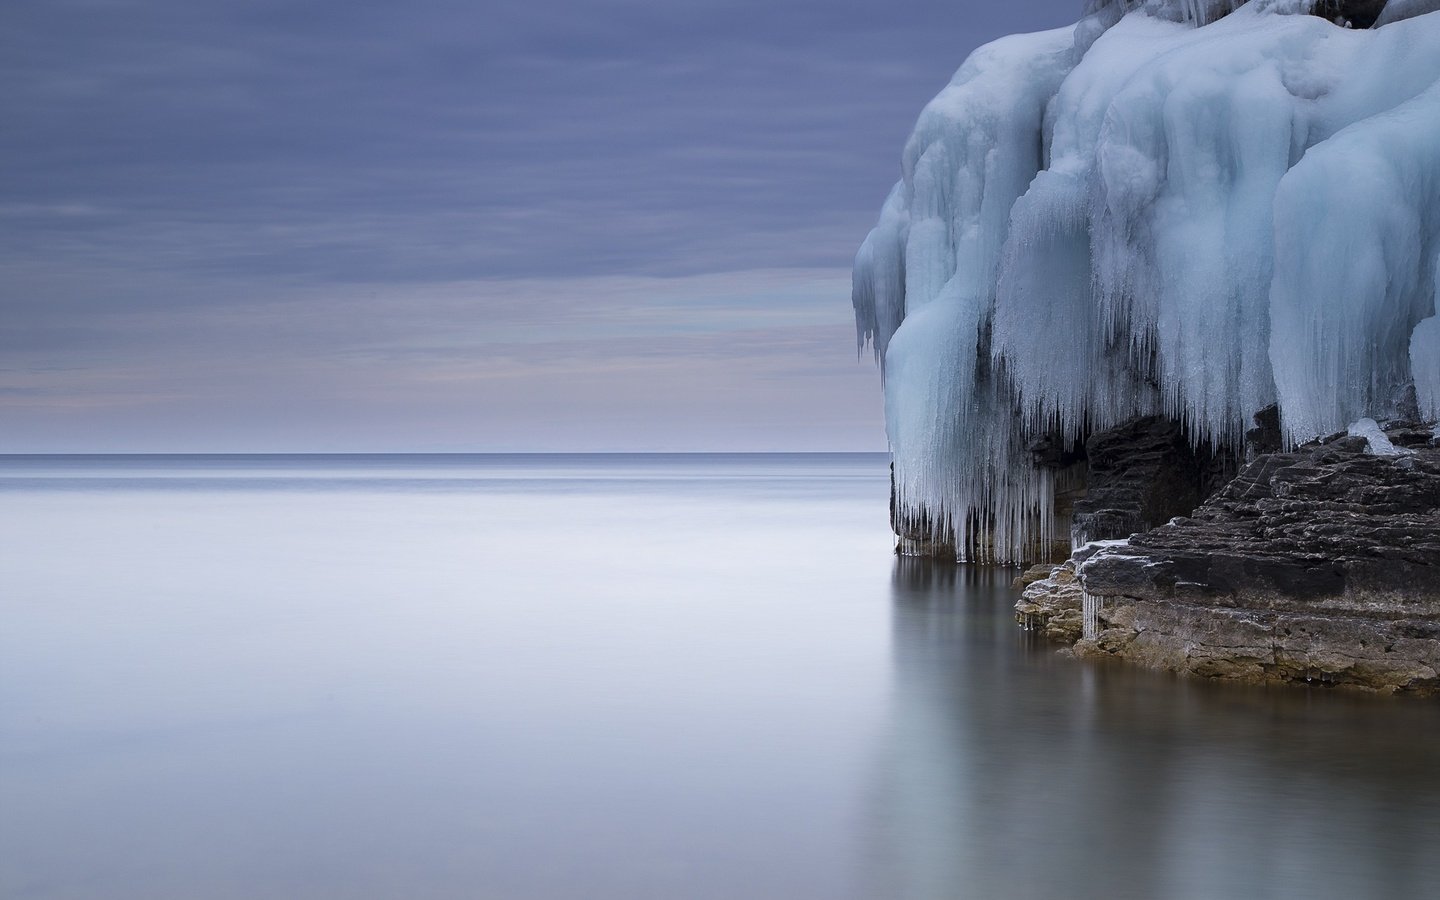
(0, 449, 892, 457)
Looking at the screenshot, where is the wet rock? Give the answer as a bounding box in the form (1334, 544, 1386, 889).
(1012, 563, 1057, 590)
(1015, 560, 1085, 644)
(1070, 423, 1440, 695)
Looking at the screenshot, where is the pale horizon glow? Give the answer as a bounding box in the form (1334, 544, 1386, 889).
(0, 0, 1078, 452)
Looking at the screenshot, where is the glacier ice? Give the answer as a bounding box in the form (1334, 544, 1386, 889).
(854, 1, 1440, 563)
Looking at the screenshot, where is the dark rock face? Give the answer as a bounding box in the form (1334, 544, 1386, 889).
(1245, 404, 1283, 458)
(1313, 0, 1390, 29)
(1071, 422, 1440, 694)
(894, 415, 1237, 564)
(1071, 416, 1237, 545)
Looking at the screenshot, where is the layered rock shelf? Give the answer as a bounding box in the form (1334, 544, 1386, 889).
(1018, 421, 1440, 694)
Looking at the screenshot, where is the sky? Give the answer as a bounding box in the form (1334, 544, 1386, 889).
(2, 0, 1078, 452)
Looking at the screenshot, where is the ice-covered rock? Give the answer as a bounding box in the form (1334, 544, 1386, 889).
(855, 0, 1440, 563)
(1348, 416, 1415, 455)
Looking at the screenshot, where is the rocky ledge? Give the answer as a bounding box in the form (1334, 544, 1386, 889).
(1018, 420, 1440, 695)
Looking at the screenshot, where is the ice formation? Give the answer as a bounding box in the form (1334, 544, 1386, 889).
(1414, 251, 1440, 420)
(854, 0, 1440, 563)
(1347, 417, 1414, 455)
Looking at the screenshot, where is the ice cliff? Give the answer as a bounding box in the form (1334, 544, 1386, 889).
(854, 0, 1440, 563)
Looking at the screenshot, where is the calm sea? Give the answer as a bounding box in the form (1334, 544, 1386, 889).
(3, 453, 1438, 899)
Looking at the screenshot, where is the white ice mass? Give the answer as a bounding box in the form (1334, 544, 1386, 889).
(1346, 416, 1414, 455)
(854, 0, 1440, 563)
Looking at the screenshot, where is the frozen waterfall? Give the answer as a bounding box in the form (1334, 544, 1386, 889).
(853, 0, 1440, 563)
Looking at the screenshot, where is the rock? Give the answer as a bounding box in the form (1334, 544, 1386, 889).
(1012, 563, 1056, 590)
(1071, 415, 1237, 545)
(1015, 561, 1085, 644)
(1068, 422, 1440, 694)
(1312, 0, 1390, 29)
(1245, 404, 1283, 458)
(891, 414, 1238, 565)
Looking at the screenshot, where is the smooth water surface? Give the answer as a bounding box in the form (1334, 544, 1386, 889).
(3, 454, 1438, 899)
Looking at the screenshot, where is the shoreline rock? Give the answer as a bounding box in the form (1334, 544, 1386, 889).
(1018, 421, 1440, 695)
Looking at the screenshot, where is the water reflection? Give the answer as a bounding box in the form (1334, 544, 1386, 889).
(872, 558, 1440, 900)
(3, 455, 1436, 899)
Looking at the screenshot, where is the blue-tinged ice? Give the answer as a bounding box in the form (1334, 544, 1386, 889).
(854, 1, 1440, 562)
(1347, 418, 1414, 456)
(1414, 259, 1440, 420)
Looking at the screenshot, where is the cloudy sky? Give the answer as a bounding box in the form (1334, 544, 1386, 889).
(3, 0, 1077, 452)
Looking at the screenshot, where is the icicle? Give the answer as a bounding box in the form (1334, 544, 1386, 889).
(856, 3, 1440, 564)
(1082, 591, 1103, 639)
(1409, 254, 1440, 422)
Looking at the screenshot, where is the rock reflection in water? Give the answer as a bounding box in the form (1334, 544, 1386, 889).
(868, 557, 1440, 900)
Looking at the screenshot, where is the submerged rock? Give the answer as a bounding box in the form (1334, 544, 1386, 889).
(1053, 423, 1440, 694)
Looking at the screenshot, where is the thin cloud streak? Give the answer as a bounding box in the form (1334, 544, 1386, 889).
(1, 270, 883, 452)
(1, 0, 1081, 449)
